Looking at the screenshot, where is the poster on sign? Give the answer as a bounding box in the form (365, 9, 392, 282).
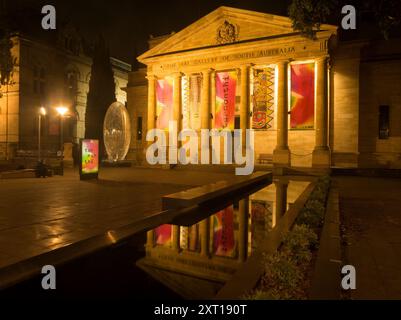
(79, 139, 99, 180)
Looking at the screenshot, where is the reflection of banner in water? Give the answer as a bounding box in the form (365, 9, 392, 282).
(213, 205, 236, 257)
(156, 76, 174, 130)
(250, 200, 272, 250)
(215, 71, 237, 130)
(290, 63, 315, 129)
(155, 224, 171, 246)
(180, 224, 199, 251)
(251, 67, 275, 130)
(182, 74, 201, 130)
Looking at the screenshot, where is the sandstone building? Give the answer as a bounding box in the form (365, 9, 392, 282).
(0, 27, 130, 160)
(126, 6, 401, 169)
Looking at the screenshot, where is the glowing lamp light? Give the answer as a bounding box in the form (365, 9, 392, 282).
(39, 106, 46, 116)
(56, 106, 68, 116)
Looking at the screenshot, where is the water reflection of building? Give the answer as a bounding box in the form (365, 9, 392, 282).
(137, 179, 310, 299)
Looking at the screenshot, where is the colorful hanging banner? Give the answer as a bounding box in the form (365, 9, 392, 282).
(290, 63, 315, 129)
(250, 200, 272, 250)
(215, 71, 237, 130)
(213, 205, 236, 257)
(155, 224, 172, 246)
(180, 224, 199, 251)
(251, 67, 275, 130)
(182, 74, 201, 130)
(156, 76, 174, 130)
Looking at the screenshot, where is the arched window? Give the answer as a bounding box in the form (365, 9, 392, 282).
(33, 65, 46, 95)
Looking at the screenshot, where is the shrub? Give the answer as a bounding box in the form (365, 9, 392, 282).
(260, 251, 304, 298)
(282, 224, 318, 265)
(248, 175, 331, 300)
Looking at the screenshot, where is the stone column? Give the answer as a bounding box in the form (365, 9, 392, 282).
(172, 225, 180, 251)
(146, 74, 157, 142)
(200, 218, 210, 257)
(201, 69, 211, 129)
(173, 72, 182, 133)
(240, 65, 250, 153)
(274, 178, 288, 222)
(201, 69, 212, 162)
(238, 197, 249, 262)
(146, 229, 155, 248)
(312, 56, 330, 167)
(170, 72, 182, 163)
(273, 61, 290, 167)
(210, 71, 216, 130)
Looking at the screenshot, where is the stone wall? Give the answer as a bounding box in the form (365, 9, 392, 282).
(331, 42, 361, 167)
(358, 39, 401, 168)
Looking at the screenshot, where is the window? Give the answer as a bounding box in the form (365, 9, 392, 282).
(33, 66, 46, 95)
(379, 105, 390, 139)
(137, 116, 142, 141)
(234, 116, 240, 129)
(66, 72, 78, 99)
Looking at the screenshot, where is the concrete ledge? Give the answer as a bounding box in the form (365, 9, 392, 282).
(309, 184, 342, 299)
(162, 171, 271, 210)
(332, 167, 401, 178)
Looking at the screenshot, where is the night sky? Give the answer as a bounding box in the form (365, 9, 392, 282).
(4, 0, 291, 64)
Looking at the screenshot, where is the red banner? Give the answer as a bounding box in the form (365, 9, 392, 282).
(155, 224, 171, 246)
(290, 63, 315, 129)
(213, 205, 236, 257)
(215, 71, 237, 130)
(156, 77, 174, 130)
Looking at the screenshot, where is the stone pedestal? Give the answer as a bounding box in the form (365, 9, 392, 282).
(273, 148, 291, 167)
(312, 147, 331, 167)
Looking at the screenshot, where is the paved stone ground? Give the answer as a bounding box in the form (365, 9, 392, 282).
(0, 166, 238, 269)
(337, 176, 401, 299)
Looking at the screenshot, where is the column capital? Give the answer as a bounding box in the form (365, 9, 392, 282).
(201, 68, 214, 76)
(172, 71, 184, 78)
(273, 177, 289, 186)
(240, 63, 253, 70)
(146, 74, 157, 81)
(315, 55, 329, 63)
(276, 60, 290, 67)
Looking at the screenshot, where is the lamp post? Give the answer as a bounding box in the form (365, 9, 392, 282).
(38, 107, 46, 162)
(56, 106, 68, 175)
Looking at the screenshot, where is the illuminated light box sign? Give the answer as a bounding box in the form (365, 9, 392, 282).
(80, 139, 99, 180)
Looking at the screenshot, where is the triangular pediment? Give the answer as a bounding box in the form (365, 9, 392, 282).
(138, 6, 336, 62)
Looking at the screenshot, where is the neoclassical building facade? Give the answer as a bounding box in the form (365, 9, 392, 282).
(0, 28, 130, 160)
(126, 6, 401, 169)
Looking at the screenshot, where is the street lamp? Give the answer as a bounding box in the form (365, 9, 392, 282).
(38, 107, 46, 162)
(56, 106, 68, 175)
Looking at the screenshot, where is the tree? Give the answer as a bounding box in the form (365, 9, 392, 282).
(85, 36, 116, 159)
(0, 1, 17, 160)
(0, 1, 17, 89)
(0, 30, 16, 87)
(288, 0, 337, 39)
(288, 0, 401, 40)
(369, 0, 401, 39)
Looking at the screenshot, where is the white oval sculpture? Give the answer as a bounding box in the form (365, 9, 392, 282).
(103, 101, 131, 162)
